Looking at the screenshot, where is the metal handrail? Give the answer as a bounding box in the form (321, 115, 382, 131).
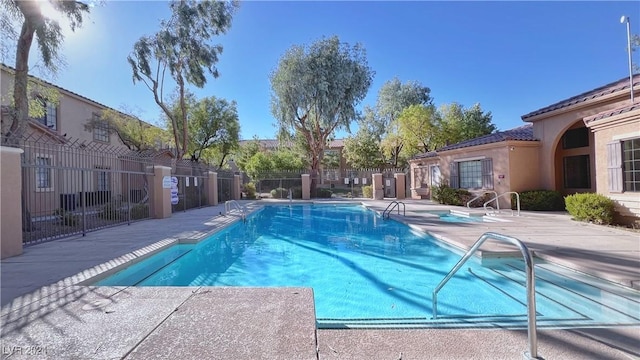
(225, 200, 246, 220)
(382, 201, 405, 219)
(466, 191, 498, 209)
(432, 232, 539, 359)
(483, 191, 521, 216)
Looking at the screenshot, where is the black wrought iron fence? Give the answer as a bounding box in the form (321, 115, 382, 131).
(217, 169, 235, 203)
(19, 134, 155, 245)
(251, 171, 306, 199)
(171, 160, 210, 213)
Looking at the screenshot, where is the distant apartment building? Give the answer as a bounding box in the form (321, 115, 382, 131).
(1, 64, 167, 217)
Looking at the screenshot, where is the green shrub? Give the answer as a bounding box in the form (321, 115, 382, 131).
(243, 182, 257, 199)
(564, 193, 615, 225)
(131, 203, 149, 220)
(513, 190, 565, 211)
(430, 183, 470, 206)
(362, 185, 373, 198)
(53, 208, 79, 227)
(317, 188, 333, 198)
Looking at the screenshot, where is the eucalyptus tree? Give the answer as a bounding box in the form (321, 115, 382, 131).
(376, 78, 432, 167)
(85, 107, 168, 151)
(127, 0, 238, 159)
(376, 77, 432, 133)
(187, 96, 240, 166)
(270, 36, 374, 192)
(2, 0, 90, 141)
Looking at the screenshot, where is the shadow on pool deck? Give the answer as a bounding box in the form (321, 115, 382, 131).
(1, 199, 639, 359)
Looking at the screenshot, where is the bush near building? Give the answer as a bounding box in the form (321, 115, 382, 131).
(362, 185, 373, 198)
(513, 190, 565, 211)
(564, 193, 615, 225)
(430, 183, 471, 206)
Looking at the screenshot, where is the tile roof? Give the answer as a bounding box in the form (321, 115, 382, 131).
(521, 75, 640, 120)
(584, 103, 640, 124)
(411, 124, 537, 160)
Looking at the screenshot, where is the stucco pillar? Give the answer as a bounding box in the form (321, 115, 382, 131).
(395, 173, 406, 200)
(372, 173, 384, 200)
(301, 174, 310, 200)
(1, 147, 24, 259)
(232, 175, 241, 200)
(152, 166, 172, 219)
(208, 171, 218, 206)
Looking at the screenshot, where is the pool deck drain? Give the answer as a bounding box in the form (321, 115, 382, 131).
(1, 199, 639, 359)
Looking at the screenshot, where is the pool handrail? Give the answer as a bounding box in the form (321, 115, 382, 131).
(225, 200, 246, 220)
(466, 191, 498, 209)
(432, 232, 539, 359)
(383, 201, 405, 219)
(483, 191, 521, 216)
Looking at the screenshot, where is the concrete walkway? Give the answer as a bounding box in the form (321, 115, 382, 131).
(1, 199, 639, 359)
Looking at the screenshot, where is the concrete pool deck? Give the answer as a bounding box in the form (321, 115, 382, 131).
(1, 199, 639, 359)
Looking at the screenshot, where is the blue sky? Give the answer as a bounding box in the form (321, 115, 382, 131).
(20, 1, 640, 140)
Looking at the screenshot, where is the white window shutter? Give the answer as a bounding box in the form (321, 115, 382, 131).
(607, 141, 623, 192)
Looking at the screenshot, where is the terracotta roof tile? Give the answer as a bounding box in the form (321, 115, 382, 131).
(521, 75, 639, 120)
(584, 103, 640, 124)
(411, 124, 537, 160)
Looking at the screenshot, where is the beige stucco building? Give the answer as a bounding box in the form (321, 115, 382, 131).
(1, 64, 163, 218)
(409, 75, 639, 225)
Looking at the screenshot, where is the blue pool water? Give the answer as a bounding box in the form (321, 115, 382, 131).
(96, 204, 640, 329)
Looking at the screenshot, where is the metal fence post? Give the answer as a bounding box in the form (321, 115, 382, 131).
(81, 169, 86, 236)
(127, 172, 131, 224)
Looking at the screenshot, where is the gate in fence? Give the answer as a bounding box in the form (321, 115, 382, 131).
(170, 160, 210, 213)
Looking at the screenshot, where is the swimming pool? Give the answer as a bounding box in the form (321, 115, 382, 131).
(95, 204, 640, 329)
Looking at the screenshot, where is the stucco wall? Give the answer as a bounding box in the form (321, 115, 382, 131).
(527, 96, 632, 190)
(1, 147, 24, 259)
(409, 141, 540, 208)
(590, 114, 640, 224)
(507, 142, 542, 193)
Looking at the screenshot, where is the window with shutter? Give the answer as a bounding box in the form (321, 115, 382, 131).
(607, 141, 623, 193)
(481, 158, 494, 189)
(449, 162, 459, 188)
(622, 138, 640, 192)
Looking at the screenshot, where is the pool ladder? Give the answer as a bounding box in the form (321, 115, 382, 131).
(467, 191, 521, 216)
(432, 232, 541, 359)
(382, 201, 405, 219)
(225, 200, 246, 221)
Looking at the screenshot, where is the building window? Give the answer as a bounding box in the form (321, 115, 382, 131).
(93, 114, 110, 142)
(35, 100, 57, 130)
(459, 161, 483, 189)
(430, 165, 441, 187)
(622, 138, 640, 192)
(562, 127, 589, 149)
(35, 155, 53, 191)
(96, 167, 110, 191)
(450, 158, 493, 189)
(563, 155, 591, 189)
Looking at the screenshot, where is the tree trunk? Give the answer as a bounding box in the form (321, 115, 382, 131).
(7, 16, 37, 143)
